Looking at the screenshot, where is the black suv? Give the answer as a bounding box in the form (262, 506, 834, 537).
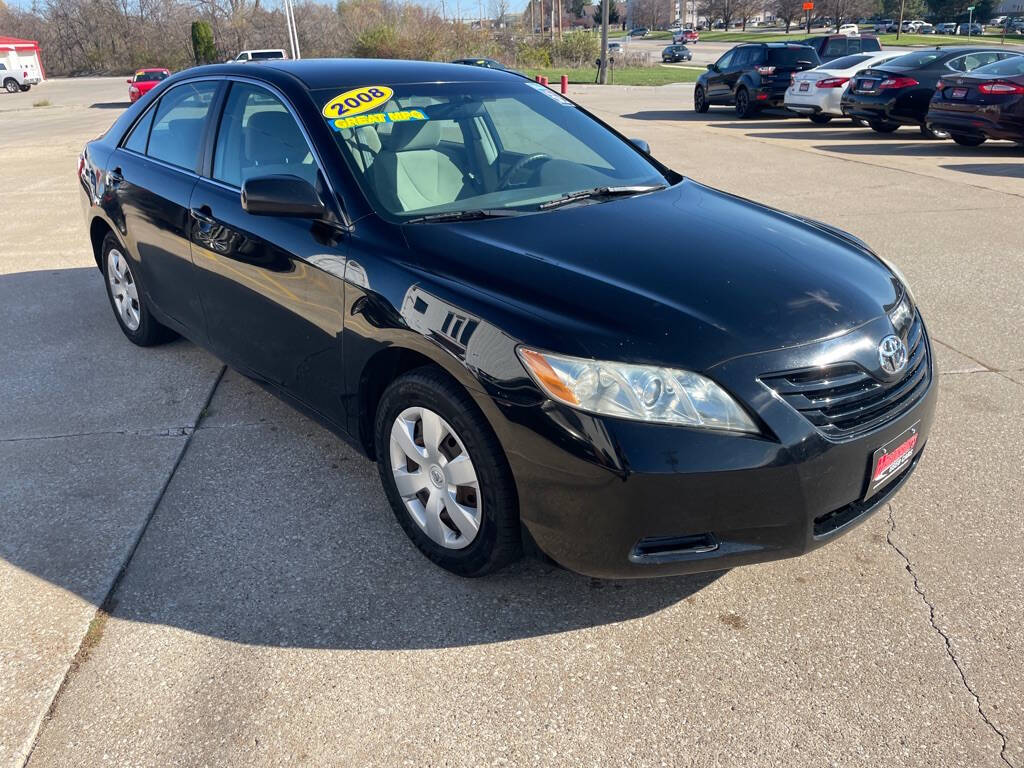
(695, 43, 821, 117)
(799, 34, 882, 62)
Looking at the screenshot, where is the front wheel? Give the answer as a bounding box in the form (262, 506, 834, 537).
(951, 133, 986, 146)
(374, 368, 522, 577)
(19, 84, 30, 92)
(809, 114, 833, 125)
(3, 79, 19, 94)
(694, 85, 709, 113)
(869, 120, 900, 134)
(734, 87, 754, 118)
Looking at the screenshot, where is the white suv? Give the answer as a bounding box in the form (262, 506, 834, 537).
(0, 60, 41, 93)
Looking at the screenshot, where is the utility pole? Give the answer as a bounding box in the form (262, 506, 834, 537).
(530, 0, 535, 34)
(895, 0, 905, 40)
(599, 0, 609, 83)
(557, 0, 562, 39)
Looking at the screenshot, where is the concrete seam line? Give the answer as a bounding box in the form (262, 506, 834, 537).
(930, 335, 999, 374)
(885, 504, 1015, 768)
(17, 364, 227, 768)
(1, 427, 197, 443)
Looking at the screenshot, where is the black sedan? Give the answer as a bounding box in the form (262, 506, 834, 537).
(926, 54, 1024, 145)
(662, 44, 693, 62)
(78, 59, 935, 578)
(841, 46, 1018, 137)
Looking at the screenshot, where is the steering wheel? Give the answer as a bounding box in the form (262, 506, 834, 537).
(497, 153, 551, 190)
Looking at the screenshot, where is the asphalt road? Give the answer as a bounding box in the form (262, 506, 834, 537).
(1, 76, 1022, 768)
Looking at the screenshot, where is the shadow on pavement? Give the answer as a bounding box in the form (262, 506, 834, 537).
(622, 109, 796, 122)
(813, 141, 1024, 158)
(940, 162, 1024, 178)
(0, 268, 716, 652)
(89, 101, 132, 109)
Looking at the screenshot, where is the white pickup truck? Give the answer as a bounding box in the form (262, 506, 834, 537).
(1, 57, 41, 93)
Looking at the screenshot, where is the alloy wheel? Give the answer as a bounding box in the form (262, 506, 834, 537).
(4, 79, 19, 94)
(107, 248, 140, 331)
(388, 406, 482, 550)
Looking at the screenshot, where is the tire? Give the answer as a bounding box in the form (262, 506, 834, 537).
(852, 118, 870, 126)
(809, 114, 833, 124)
(694, 85, 709, 113)
(4, 78, 19, 94)
(374, 367, 522, 577)
(734, 87, 754, 118)
(19, 84, 30, 92)
(951, 133, 986, 146)
(100, 232, 175, 346)
(869, 120, 900, 133)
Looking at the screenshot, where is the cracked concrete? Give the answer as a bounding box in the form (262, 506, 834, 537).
(3, 77, 1023, 767)
(887, 505, 1014, 768)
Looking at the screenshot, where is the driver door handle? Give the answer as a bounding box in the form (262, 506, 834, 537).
(190, 205, 216, 226)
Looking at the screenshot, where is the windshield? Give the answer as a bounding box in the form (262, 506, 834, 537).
(320, 81, 669, 220)
(135, 71, 168, 83)
(970, 55, 1024, 76)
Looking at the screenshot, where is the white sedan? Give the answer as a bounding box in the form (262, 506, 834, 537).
(784, 51, 907, 124)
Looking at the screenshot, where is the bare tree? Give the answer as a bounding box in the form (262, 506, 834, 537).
(771, 0, 805, 31)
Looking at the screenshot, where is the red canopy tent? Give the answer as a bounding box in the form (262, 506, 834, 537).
(0, 36, 45, 79)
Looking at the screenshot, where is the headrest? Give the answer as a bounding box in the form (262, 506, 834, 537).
(382, 119, 441, 153)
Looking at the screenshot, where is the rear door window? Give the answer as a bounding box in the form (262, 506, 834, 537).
(123, 107, 156, 154)
(146, 81, 218, 171)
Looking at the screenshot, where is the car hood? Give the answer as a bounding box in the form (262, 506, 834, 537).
(400, 180, 901, 371)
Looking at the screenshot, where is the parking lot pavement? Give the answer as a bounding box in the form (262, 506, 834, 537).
(2, 78, 1022, 767)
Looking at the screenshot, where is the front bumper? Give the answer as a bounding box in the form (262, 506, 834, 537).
(493, 317, 937, 579)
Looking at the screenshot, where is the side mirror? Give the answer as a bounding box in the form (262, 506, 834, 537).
(707, 63, 718, 71)
(126, 78, 133, 83)
(629, 138, 651, 154)
(241, 175, 325, 218)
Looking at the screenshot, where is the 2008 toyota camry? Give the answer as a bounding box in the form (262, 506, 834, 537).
(79, 59, 935, 578)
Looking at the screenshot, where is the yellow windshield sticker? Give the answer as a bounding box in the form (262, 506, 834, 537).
(330, 109, 428, 132)
(322, 86, 394, 119)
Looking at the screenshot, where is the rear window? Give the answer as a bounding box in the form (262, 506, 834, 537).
(251, 51, 284, 60)
(970, 56, 1024, 76)
(857, 37, 881, 52)
(885, 51, 944, 68)
(135, 71, 168, 83)
(827, 54, 874, 69)
(767, 47, 820, 68)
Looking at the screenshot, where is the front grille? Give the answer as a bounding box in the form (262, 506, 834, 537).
(762, 315, 930, 438)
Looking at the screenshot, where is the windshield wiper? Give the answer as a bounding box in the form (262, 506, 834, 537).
(537, 184, 666, 211)
(405, 209, 523, 224)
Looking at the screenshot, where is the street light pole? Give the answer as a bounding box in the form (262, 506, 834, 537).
(599, 0, 609, 84)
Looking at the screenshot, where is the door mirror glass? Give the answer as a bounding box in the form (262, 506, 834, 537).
(629, 138, 651, 154)
(241, 175, 325, 218)
(707, 63, 717, 71)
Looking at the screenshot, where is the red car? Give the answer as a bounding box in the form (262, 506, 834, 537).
(127, 68, 170, 102)
(674, 29, 700, 43)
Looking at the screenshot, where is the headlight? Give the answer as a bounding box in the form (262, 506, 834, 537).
(517, 348, 759, 434)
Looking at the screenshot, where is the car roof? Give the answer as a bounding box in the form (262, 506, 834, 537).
(738, 42, 814, 48)
(180, 58, 524, 91)
(137, 67, 169, 72)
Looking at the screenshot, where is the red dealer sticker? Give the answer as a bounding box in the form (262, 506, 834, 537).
(866, 423, 919, 499)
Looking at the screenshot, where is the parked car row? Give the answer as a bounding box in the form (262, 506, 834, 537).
(695, 42, 1024, 146)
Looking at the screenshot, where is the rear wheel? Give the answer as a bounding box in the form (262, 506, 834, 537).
(694, 85, 709, 113)
(100, 233, 175, 346)
(734, 87, 754, 118)
(374, 367, 522, 577)
(809, 114, 833, 125)
(19, 84, 30, 92)
(3, 78, 19, 94)
(869, 120, 900, 134)
(951, 133, 985, 146)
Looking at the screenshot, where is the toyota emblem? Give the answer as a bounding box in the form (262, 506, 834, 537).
(878, 335, 908, 375)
